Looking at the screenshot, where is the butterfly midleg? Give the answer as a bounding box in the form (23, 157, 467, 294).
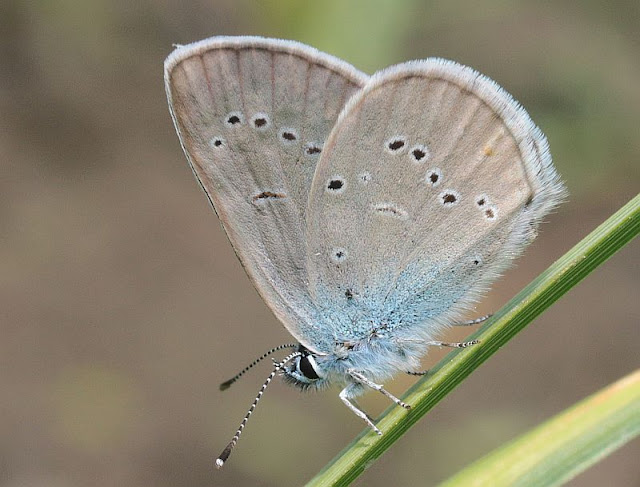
(452, 314, 492, 326)
(405, 337, 480, 375)
(347, 370, 411, 410)
(425, 339, 479, 348)
(406, 369, 429, 376)
(339, 384, 382, 435)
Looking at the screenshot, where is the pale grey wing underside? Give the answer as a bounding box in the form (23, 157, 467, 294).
(164, 37, 367, 351)
(306, 60, 566, 345)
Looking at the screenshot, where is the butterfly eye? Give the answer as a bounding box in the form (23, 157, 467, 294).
(298, 355, 320, 380)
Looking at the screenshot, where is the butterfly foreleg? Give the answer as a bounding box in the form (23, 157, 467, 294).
(347, 370, 411, 410)
(339, 384, 382, 435)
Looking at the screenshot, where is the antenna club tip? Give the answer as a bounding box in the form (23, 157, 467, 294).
(215, 458, 224, 469)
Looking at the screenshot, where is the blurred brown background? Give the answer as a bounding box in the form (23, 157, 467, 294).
(1, 1, 638, 486)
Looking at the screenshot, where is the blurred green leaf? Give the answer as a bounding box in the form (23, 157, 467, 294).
(258, 0, 417, 70)
(438, 369, 640, 487)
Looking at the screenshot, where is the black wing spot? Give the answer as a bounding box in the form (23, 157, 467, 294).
(386, 136, 407, 153)
(326, 177, 346, 193)
(425, 168, 442, 187)
(279, 128, 299, 145)
(305, 143, 322, 155)
(282, 131, 296, 141)
(250, 113, 270, 130)
(409, 144, 429, 163)
(484, 206, 497, 221)
(209, 136, 225, 148)
(439, 190, 460, 206)
(475, 194, 490, 208)
(225, 111, 244, 126)
(443, 193, 456, 204)
(331, 248, 347, 263)
(328, 179, 343, 190)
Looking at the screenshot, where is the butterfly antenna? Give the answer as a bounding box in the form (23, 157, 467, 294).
(219, 343, 298, 390)
(215, 350, 302, 469)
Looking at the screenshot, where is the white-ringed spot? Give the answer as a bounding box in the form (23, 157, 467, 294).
(425, 168, 442, 187)
(225, 111, 244, 126)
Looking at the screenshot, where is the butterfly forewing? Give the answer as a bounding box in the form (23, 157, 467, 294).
(306, 60, 565, 343)
(165, 37, 367, 350)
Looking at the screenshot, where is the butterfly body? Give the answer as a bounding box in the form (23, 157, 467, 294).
(282, 331, 426, 391)
(164, 36, 565, 466)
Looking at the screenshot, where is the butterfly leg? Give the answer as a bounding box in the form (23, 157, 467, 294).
(452, 314, 492, 326)
(339, 385, 382, 435)
(348, 370, 412, 410)
(425, 339, 479, 348)
(406, 338, 480, 375)
(406, 369, 429, 376)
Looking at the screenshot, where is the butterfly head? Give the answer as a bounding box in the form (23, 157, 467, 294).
(281, 345, 328, 391)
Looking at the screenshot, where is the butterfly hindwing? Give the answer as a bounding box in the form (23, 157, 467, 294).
(305, 60, 565, 345)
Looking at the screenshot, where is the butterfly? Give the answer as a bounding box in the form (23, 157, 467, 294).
(163, 36, 566, 468)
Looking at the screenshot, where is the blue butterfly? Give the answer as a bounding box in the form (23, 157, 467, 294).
(164, 36, 566, 468)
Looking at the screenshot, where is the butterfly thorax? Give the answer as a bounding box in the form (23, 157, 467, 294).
(282, 334, 424, 393)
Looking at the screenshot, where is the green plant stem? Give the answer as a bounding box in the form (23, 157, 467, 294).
(438, 368, 640, 487)
(306, 193, 640, 487)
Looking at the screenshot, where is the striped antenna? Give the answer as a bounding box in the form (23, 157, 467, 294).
(219, 343, 298, 390)
(215, 350, 302, 469)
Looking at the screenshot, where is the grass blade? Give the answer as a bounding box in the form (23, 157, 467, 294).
(306, 193, 640, 487)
